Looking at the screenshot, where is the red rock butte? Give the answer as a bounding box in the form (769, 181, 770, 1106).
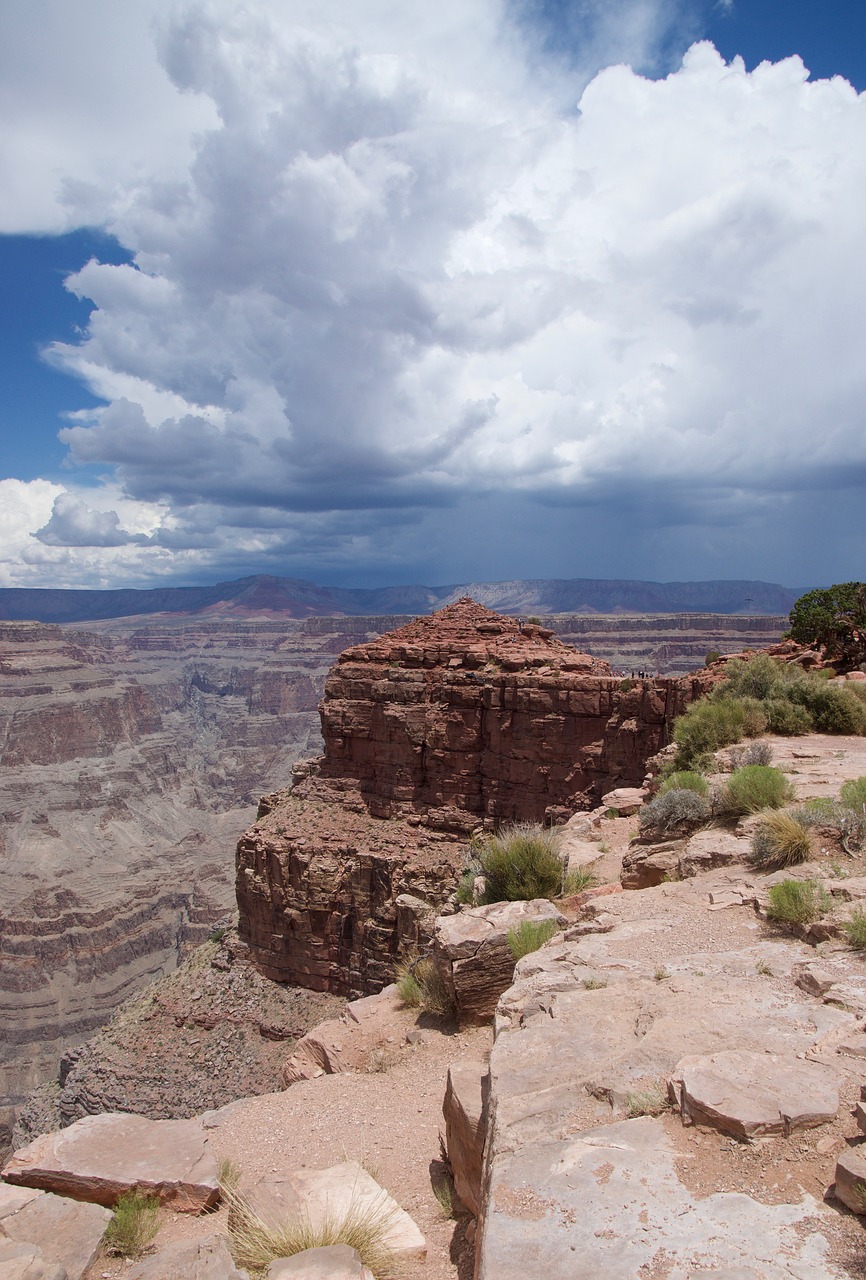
(314, 597, 689, 829)
(236, 599, 702, 994)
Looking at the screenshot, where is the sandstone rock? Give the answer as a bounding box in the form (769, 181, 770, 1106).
(477, 1116, 839, 1280)
(668, 1050, 840, 1138)
(620, 840, 683, 889)
(267, 1245, 374, 1279)
(834, 1144, 866, 1213)
(433, 900, 566, 1024)
(678, 829, 751, 878)
(281, 987, 408, 1086)
(0, 1184, 110, 1280)
(126, 1236, 249, 1279)
(243, 1163, 425, 1263)
(443, 1062, 488, 1217)
(600, 786, 645, 815)
(1, 1112, 219, 1211)
(0, 1238, 66, 1280)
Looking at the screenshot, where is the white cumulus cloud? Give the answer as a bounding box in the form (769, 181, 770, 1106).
(2, 1, 866, 587)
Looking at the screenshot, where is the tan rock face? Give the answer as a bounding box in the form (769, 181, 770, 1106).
(236, 601, 700, 996)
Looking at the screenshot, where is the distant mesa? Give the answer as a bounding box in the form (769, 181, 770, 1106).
(0, 573, 805, 624)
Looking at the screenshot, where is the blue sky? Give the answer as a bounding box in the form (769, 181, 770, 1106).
(1, 0, 865, 590)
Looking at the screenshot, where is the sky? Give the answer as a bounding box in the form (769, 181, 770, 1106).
(1, 0, 865, 592)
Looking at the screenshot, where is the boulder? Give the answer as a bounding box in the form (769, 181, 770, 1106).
(0, 1184, 110, 1280)
(1, 1112, 219, 1212)
(126, 1236, 249, 1279)
(600, 787, 645, 815)
(267, 1246, 374, 1278)
(668, 1051, 840, 1138)
(433, 900, 566, 1024)
(620, 841, 682, 889)
(243, 1162, 425, 1264)
(442, 1062, 488, 1216)
(834, 1144, 866, 1214)
(281, 986, 408, 1086)
(678, 830, 751, 878)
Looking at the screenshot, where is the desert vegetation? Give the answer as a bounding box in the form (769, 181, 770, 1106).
(103, 1191, 160, 1258)
(748, 811, 812, 869)
(766, 879, 831, 927)
(395, 956, 455, 1018)
(466, 823, 563, 904)
(506, 918, 559, 960)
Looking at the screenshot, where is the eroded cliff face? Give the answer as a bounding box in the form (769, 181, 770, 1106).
(236, 600, 702, 995)
(0, 617, 381, 1130)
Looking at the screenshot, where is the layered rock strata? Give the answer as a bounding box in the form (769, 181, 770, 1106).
(236, 600, 702, 996)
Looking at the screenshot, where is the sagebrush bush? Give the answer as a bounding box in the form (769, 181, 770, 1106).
(507, 918, 558, 961)
(474, 823, 563, 903)
(786, 679, 866, 734)
(766, 879, 831, 926)
(720, 654, 781, 701)
(749, 811, 812, 868)
(657, 770, 709, 797)
(763, 698, 812, 735)
(673, 696, 763, 768)
(841, 777, 866, 809)
(103, 1192, 160, 1258)
(639, 788, 709, 836)
(395, 957, 454, 1018)
(716, 765, 794, 816)
(841, 907, 866, 950)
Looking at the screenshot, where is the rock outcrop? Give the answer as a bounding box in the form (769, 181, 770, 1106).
(236, 600, 701, 996)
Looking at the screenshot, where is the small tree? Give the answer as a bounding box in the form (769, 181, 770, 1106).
(788, 582, 866, 667)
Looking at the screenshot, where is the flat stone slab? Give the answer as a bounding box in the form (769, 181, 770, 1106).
(0, 1183, 110, 1280)
(0, 1237, 66, 1280)
(267, 1245, 374, 1278)
(477, 1116, 841, 1279)
(245, 1162, 425, 1263)
(669, 1050, 840, 1138)
(126, 1235, 249, 1279)
(1, 1112, 219, 1212)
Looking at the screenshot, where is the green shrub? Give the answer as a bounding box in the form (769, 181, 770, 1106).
(103, 1192, 160, 1258)
(721, 654, 781, 701)
(705, 650, 722, 666)
(639, 788, 709, 836)
(562, 866, 597, 895)
(507, 918, 558, 961)
(657, 770, 709, 797)
(763, 698, 812, 735)
(840, 777, 866, 809)
(717, 765, 794, 816)
(455, 870, 476, 905)
(475, 823, 563, 903)
(787, 678, 866, 734)
(841, 907, 866, 949)
(749, 811, 812, 868)
(395, 957, 454, 1018)
(766, 879, 831, 926)
(673, 696, 763, 768)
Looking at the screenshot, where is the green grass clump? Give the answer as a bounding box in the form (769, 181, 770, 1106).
(474, 823, 563, 903)
(749, 811, 812, 869)
(657, 770, 709, 797)
(562, 866, 597, 895)
(395, 957, 454, 1018)
(103, 1191, 160, 1258)
(455, 870, 476, 905)
(841, 777, 866, 809)
(766, 879, 831, 926)
(717, 765, 794, 816)
(841, 907, 866, 949)
(506, 918, 558, 961)
(639, 788, 709, 837)
(226, 1185, 400, 1277)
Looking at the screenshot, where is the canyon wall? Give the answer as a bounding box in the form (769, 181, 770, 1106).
(0, 616, 379, 1133)
(235, 601, 704, 996)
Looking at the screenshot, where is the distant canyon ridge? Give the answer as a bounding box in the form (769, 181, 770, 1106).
(0, 576, 793, 1140)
